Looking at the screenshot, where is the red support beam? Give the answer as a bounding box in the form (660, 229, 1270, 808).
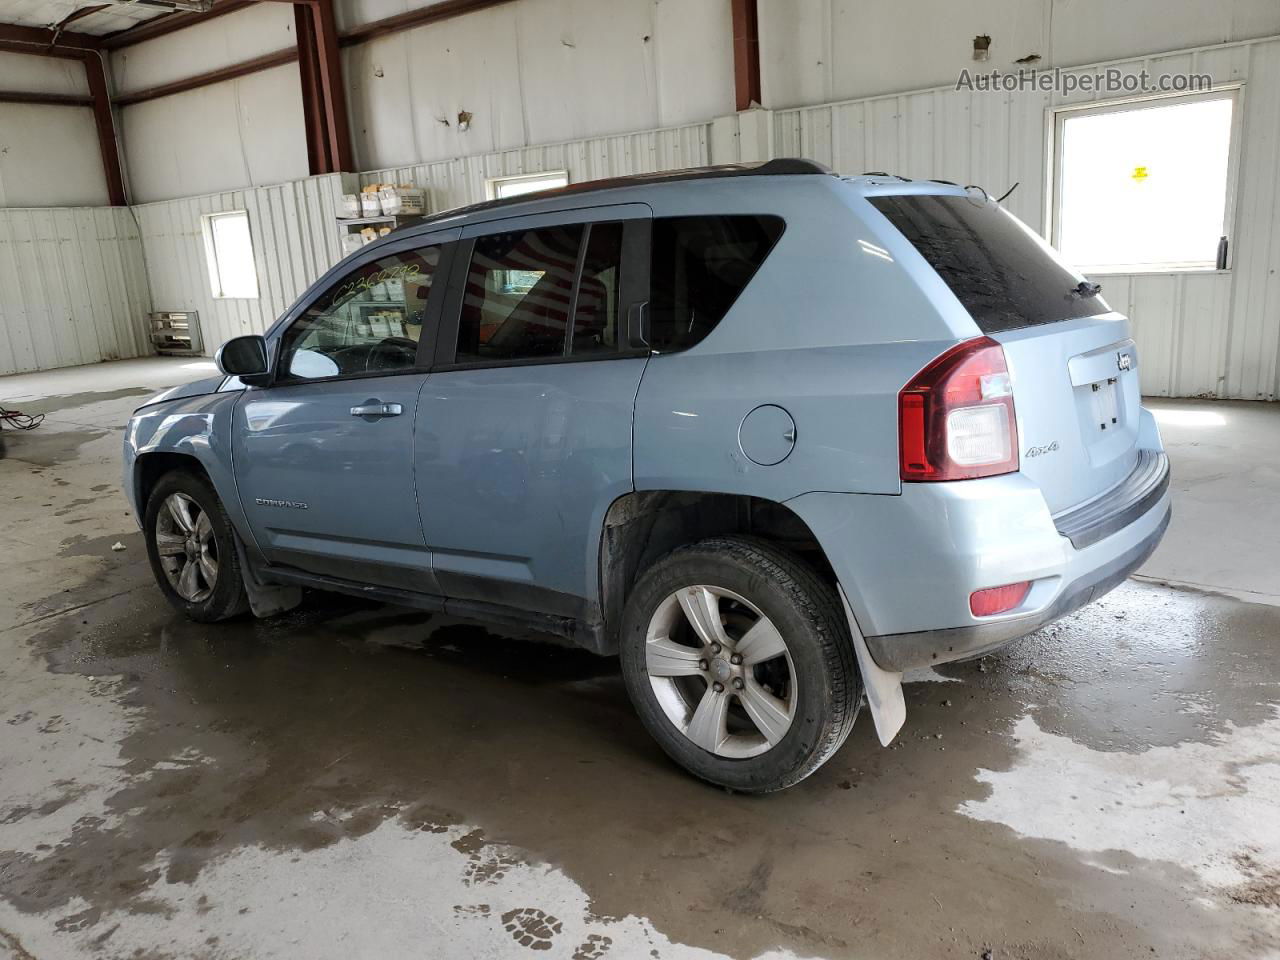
(100, 0, 259, 50)
(338, 0, 515, 47)
(294, 2, 328, 174)
(730, 0, 761, 111)
(113, 46, 299, 106)
(0, 90, 93, 107)
(0, 39, 95, 61)
(0, 23, 100, 51)
(82, 51, 128, 206)
(307, 0, 353, 172)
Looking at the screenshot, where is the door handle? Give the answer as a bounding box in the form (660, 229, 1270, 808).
(350, 401, 403, 419)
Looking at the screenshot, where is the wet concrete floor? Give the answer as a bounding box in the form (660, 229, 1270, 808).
(1, 363, 1278, 959)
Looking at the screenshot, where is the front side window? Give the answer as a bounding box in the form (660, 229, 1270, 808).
(279, 245, 440, 380)
(648, 215, 785, 352)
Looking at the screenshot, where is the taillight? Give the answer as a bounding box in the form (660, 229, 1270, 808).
(970, 581, 1031, 617)
(899, 337, 1019, 481)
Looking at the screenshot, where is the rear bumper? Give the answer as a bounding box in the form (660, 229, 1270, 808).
(786, 435, 1172, 673)
(862, 498, 1169, 671)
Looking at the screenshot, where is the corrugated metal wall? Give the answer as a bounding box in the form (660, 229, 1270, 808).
(359, 122, 712, 213)
(0, 207, 151, 376)
(769, 37, 1280, 400)
(129, 174, 352, 353)
(4, 34, 1277, 399)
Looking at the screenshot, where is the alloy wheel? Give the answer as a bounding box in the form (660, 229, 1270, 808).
(154, 492, 218, 603)
(645, 585, 797, 759)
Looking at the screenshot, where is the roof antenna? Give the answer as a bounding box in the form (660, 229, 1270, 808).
(997, 181, 1020, 203)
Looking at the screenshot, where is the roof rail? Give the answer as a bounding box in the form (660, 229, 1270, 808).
(409, 158, 836, 230)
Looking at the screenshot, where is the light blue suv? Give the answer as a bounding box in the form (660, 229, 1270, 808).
(124, 160, 1171, 792)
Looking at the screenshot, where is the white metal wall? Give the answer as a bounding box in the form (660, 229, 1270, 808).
(0, 207, 151, 376)
(5, 28, 1277, 399)
(767, 37, 1280, 400)
(0, 51, 109, 207)
(760, 0, 1280, 110)
(129, 173, 352, 353)
(360, 121, 711, 212)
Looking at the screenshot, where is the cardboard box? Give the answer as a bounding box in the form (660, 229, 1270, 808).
(339, 194, 361, 219)
(380, 187, 426, 216)
(360, 192, 383, 217)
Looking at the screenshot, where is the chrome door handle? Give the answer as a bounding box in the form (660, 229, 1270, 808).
(350, 402, 403, 418)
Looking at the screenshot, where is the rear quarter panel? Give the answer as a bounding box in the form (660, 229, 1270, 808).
(634, 177, 964, 499)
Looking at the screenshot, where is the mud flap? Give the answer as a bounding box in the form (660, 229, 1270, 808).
(838, 584, 905, 745)
(231, 529, 301, 618)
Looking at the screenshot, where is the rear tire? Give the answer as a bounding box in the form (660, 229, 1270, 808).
(619, 536, 860, 793)
(143, 470, 250, 623)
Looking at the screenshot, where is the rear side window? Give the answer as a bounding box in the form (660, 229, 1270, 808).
(456, 224, 583, 362)
(649, 215, 785, 352)
(869, 195, 1106, 333)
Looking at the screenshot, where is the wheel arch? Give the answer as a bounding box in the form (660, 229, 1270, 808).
(133, 451, 212, 515)
(596, 490, 837, 654)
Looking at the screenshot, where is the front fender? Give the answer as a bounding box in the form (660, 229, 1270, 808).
(123, 391, 257, 552)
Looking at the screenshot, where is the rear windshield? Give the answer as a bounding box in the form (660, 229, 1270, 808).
(869, 194, 1106, 333)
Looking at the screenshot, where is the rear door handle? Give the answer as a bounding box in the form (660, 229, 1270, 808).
(350, 401, 403, 419)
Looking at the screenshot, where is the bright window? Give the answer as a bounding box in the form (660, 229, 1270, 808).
(485, 171, 569, 201)
(202, 211, 259, 298)
(1054, 93, 1235, 273)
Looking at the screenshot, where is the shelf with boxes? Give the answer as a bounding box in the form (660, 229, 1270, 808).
(337, 183, 429, 256)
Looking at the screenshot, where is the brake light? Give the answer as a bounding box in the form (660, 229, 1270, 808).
(899, 337, 1019, 481)
(970, 581, 1031, 617)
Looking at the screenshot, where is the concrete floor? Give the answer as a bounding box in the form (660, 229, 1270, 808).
(1, 357, 1278, 960)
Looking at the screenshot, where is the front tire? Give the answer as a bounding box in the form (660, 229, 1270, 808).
(143, 470, 249, 622)
(619, 536, 860, 793)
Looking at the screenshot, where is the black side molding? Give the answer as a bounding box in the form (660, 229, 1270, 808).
(1053, 449, 1170, 550)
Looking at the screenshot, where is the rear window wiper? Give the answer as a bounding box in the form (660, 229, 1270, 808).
(1069, 280, 1102, 300)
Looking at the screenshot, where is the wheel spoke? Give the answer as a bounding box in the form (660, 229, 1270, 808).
(167, 494, 196, 534)
(178, 559, 201, 599)
(736, 616, 787, 666)
(194, 510, 213, 544)
(155, 532, 186, 557)
(646, 637, 704, 677)
(198, 551, 218, 588)
(686, 686, 729, 754)
(676, 586, 728, 647)
(738, 678, 792, 745)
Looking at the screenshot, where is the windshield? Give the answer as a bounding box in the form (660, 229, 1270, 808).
(869, 194, 1108, 333)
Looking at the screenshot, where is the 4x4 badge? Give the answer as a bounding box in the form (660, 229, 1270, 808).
(1117, 352, 1132, 371)
(1025, 441, 1059, 458)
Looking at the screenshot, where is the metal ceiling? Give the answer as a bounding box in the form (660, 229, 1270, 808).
(0, 0, 175, 36)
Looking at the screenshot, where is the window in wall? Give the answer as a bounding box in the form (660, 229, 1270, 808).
(201, 211, 259, 299)
(1054, 92, 1236, 273)
(456, 225, 583, 363)
(485, 171, 570, 201)
(279, 245, 441, 380)
(649, 215, 786, 352)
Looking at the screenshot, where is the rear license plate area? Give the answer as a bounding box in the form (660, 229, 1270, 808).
(1089, 378, 1120, 432)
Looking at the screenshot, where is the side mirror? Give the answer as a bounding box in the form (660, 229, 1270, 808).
(215, 335, 272, 386)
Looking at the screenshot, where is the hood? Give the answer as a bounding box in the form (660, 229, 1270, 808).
(135, 374, 232, 410)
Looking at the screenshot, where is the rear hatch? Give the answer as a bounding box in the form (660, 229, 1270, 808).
(871, 192, 1140, 514)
